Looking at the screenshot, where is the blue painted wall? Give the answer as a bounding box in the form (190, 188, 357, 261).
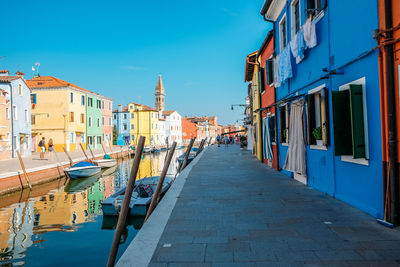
(112, 109, 130, 144)
(271, 0, 383, 218)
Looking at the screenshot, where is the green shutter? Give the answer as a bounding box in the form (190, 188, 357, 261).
(331, 91, 352, 156)
(259, 67, 266, 93)
(349, 84, 366, 158)
(266, 59, 274, 85)
(306, 94, 316, 145)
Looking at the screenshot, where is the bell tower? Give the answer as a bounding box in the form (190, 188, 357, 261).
(155, 75, 165, 112)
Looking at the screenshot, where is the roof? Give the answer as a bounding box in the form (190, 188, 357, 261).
(260, 0, 273, 16)
(112, 106, 129, 113)
(257, 30, 274, 57)
(159, 118, 166, 121)
(0, 70, 9, 73)
(162, 110, 176, 116)
(27, 76, 113, 101)
(16, 71, 25, 75)
(0, 76, 21, 83)
(141, 104, 157, 111)
(244, 51, 258, 82)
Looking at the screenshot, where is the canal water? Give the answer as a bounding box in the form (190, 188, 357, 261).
(0, 150, 184, 266)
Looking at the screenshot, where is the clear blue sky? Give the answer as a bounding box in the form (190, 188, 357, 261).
(2, 0, 272, 125)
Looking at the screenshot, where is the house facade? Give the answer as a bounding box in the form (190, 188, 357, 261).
(86, 93, 102, 149)
(182, 117, 197, 142)
(162, 110, 182, 144)
(377, 0, 400, 225)
(113, 105, 130, 145)
(27, 76, 87, 152)
(101, 97, 113, 146)
(0, 71, 32, 157)
(258, 31, 278, 169)
(128, 103, 159, 146)
(0, 89, 11, 160)
(260, 0, 383, 218)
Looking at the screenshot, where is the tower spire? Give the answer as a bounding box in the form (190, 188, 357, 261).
(155, 75, 165, 112)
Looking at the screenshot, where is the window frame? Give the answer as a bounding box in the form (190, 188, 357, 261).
(279, 104, 289, 145)
(70, 92, 74, 103)
(337, 77, 369, 165)
(279, 14, 287, 52)
(291, 0, 301, 38)
(18, 84, 22, 96)
(307, 84, 329, 149)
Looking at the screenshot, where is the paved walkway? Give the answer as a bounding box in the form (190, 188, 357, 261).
(148, 145, 400, 266)
(0, 147, 124, 178)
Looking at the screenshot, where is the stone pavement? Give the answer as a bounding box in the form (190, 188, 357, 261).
(0, 147, 123, 177)
(149, 144, 400, 266)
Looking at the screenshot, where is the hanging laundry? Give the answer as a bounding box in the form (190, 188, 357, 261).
(296, 29, 306, 63)
(290, 33, 298, 59)
(278, 46, 292, 84)
(263, 117, 273, 160)
(303, 18, 317, 48)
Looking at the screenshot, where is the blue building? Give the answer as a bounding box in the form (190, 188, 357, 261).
(112, 105, 130, 145)
(260, 0, 383, 218)
(0, 71, 32, 158)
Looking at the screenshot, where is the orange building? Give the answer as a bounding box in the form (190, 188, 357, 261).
(378, 0, 400, 226)
(181, 117, 197, 141)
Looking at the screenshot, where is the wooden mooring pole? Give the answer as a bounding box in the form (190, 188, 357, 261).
(101, 142, 107, 155)
(107, 136, 146, 267)
(144, 142, 177, 223)
(87, 145, 96, 161)
(196, 139, 206, 157)
(80, 143, 91, 162)
(16, 151, 32, 189)
(179, 138, 195, 173)
(63, 147, 74, 166)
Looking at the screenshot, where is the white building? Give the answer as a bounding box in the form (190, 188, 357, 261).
(158, 118, 167, 146)
(161, 110, 182, 145)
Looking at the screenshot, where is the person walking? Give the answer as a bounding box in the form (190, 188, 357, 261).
(216, 134, 221, 147)
(38, 137, 46, 160)
(224, 135, 229, 147)
(48, 138, 54, 161)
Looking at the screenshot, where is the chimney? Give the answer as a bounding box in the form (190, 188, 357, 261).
(118, 104, 122, 112)
(0, 70, 10, 77)
(16, 71, 24, 79)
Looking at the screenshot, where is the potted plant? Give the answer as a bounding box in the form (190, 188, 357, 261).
(312, 126, 323, 146)
(283, 129, 288, 143)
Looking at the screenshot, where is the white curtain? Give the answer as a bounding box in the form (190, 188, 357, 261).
(283, 99, 306, 175)
(263, 117, 273, 160)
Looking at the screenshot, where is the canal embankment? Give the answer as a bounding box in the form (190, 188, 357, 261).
(0, 147, 128, 196)
(118, 144, 400, 266)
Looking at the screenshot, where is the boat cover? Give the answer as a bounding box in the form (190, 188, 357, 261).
(72, 161, 97, 168)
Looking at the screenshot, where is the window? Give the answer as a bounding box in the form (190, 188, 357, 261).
(97, 136, 102, 145)
(131, 113, 134, 119)
(80, 113, 85, 123)
(25, 109, 28, 122)
(131, 124, 134, 130)
(81, 95, 85, 106)
(31, 94, 37, 104)
(13, 105, 17, 120)
(102, 100, 105, 109)
(109, 118, 111, 125)
(124, 114, 128, 120)
(123, 124, 127, 131)
(102, 117, 105, 125)
(89, 117, 92, 127)
(70, 92, 74, 103)
(332, 79, 368, 160)
(18, 84, 22, 96)
(291, 0, 301, 37)
(130, 105, 133, 110)
(69, 112, 74, 122)
(113, 114, 117, 120)
(269, 115, 276, 143)
(279, 104, 289, 144)
(97, 118, 100, 127)
(306, 86, 329, 146)
(259, 67, 266, 93)
(71, 132, 75, 143)
(6, 107, 10, 119)
(88, 97, 93, 107)
(131, 135, 135, 141)
(265, 59, 274, 85)
(307, 0, 323, 17)
(82, 133, 85, 143)
(97, 100, 101, 109)
(279, 15, 287, 51)
(88, 136, 93, 145)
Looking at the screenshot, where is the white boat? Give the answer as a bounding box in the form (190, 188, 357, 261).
(64, 161, 102, 179)
(92, 159, 117, 168)
(143, 146, 153, 153)
(101, 176, 173, 216)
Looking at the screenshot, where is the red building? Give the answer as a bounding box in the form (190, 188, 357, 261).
(258, 30, 278, 169)
(182, 117, 197, 141)
(378, 0, 400, 225)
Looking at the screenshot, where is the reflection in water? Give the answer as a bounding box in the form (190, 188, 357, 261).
(0, 150, 183, 266)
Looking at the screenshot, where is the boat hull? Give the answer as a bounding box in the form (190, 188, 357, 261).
(93, 159, 117, 168)
(65, 166, 102, 179)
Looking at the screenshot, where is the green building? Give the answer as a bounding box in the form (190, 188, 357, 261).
(86, 93, 102, 149)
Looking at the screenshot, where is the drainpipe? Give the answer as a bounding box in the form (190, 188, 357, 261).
(384, 0, 399, 226)
(9, 83, 14, 158)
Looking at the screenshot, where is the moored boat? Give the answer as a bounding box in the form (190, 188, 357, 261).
(64, 161, 102, 179)
(92, 158, 117, 168)
(101, 176, 173, 216)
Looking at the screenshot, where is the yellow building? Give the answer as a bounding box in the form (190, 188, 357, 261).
(128, 103, 159, 146)
(245, 51, 262, 161)
(27, 76, 87, 151)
